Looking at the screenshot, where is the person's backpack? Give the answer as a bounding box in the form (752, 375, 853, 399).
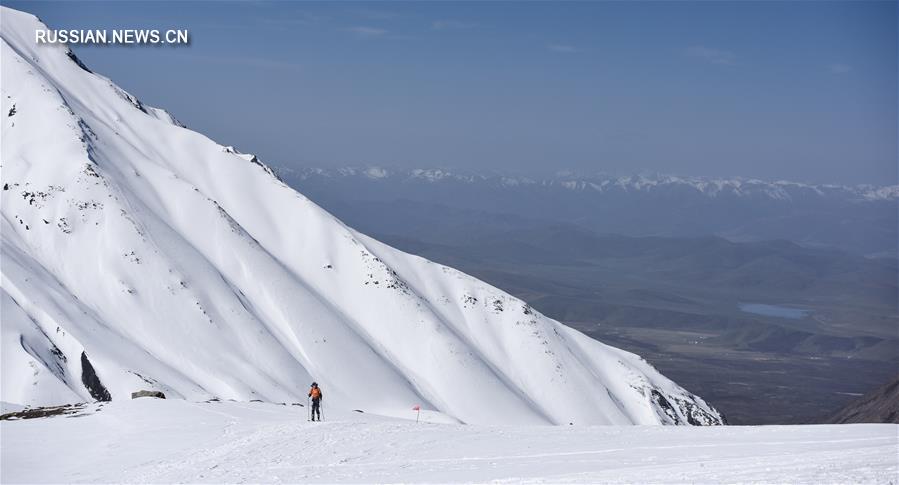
(310, 387, 322, 400)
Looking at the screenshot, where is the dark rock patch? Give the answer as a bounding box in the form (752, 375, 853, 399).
(1, 403, 87, 421)
(651, 388, 723, 426)
(80, 352, 111, 401)
(131, 390, 165, 399)
(65, 49, 92, 73)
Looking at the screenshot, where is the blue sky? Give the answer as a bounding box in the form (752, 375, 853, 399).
(6, 1, 897, 184)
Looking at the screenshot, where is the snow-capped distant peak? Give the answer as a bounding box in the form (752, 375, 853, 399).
(363, 167, 389, 179)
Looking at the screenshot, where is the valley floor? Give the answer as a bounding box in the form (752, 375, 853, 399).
(1, 399, 896, 483)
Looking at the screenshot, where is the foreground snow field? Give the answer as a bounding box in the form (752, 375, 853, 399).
(1, 399, 895, 484)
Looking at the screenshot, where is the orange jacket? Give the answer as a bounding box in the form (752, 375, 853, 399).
(308, 387, 322, 401)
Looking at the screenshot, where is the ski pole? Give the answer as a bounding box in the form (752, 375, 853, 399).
(307, 396, 311, 421)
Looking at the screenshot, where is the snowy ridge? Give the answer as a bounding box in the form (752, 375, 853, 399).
(285, 167, 899, 202)
(0, 7, 721, 425)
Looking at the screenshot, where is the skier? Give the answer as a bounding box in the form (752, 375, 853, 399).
(308, 382, 323, 421)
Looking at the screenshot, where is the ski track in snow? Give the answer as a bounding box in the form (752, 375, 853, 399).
(1, 400, 896, 483)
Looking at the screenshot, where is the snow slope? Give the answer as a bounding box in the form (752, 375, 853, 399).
(0, 6, 720, 425)
(2, 399, 896, 483)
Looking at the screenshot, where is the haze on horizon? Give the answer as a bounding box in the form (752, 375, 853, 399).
(9, 0, 897, 185)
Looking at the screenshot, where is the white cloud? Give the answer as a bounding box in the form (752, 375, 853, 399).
(548, 43, 579, 53)
(432, 20, 477, 30)
(685, 46, 736, 65)
(345, 26, 388, 37)
(346, 8, 399, 20)
(829, 63, 852, 74)
(256, 13, 328, 28)
(177, 54, 301, 72)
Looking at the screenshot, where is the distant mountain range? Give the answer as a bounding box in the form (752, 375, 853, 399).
(287, 167, 899, 202)
(281, 167, 898, 256)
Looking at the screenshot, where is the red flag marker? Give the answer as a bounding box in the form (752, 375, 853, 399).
(413, 404, 421, 423)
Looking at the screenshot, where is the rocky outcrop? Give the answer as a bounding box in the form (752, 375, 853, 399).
(131, 390, 166, 399)
(0, 403, 87, 420)
(80, 352, 111, 402)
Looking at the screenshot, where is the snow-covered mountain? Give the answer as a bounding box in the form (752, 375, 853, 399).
(0, 7, 721, 426)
